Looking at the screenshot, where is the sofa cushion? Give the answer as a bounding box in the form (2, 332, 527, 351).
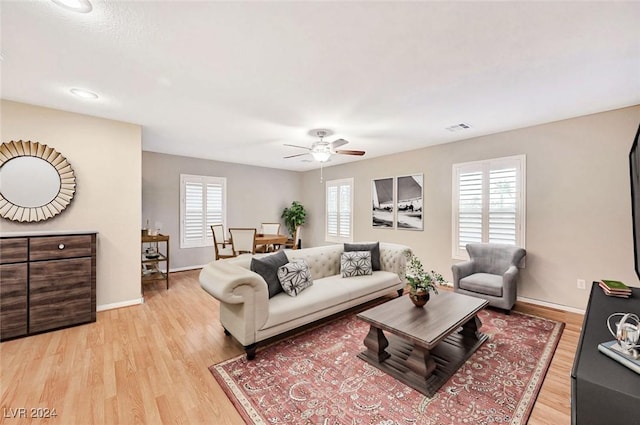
(264, 270, 401, 330)
(277, 259, 313, 297)
(338, 271, 402, 299)
(341, 251, 373, 277)
(265, 277, 351, 329)
(250, 250, 289, 298)
(459, 273, 503, 297)
(344, 242, 381, 271)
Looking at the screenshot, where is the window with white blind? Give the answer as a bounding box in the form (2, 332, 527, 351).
(326, 178, 354, 243)
(452, 155, 526, 259)
(180, 174, 226, 248)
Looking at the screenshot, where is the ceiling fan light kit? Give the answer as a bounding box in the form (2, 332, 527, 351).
(311, 150, 331, 163)
(284, 129, 366, 164)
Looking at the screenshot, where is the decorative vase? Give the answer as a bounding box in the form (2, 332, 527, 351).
(409, 290, 430, 307)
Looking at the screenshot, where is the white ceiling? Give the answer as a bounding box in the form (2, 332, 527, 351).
(2, 1, 639, 171)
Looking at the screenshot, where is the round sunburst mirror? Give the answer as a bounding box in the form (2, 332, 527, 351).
(0, 140, 76, 222)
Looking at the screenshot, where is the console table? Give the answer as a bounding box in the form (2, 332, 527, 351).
(571, 282, 640, 424)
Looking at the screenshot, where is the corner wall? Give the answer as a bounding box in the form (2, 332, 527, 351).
(1, 100, 142, 309)
(301, 106, 640, 310)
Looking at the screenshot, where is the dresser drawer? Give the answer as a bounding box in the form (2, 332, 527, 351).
(0, 238, 28, 264)
(30, 235, 94, 261)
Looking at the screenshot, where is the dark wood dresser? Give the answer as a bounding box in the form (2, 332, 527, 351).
(0, 231, 97, 341)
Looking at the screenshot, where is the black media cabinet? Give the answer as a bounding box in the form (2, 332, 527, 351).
(571, 282, 640, 425)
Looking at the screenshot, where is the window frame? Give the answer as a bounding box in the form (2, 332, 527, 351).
(325, 177, 354, 243)
(179, 174, 227, 249)
(451, 154, 526, 260)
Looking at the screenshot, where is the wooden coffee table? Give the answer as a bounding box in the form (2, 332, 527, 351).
(357, 291, 489, 397)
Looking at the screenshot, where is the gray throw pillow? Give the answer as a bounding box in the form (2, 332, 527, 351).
(341, 251, 373, 277)
(344, 242, 381, 271)
(250, 250, 289, 298)
(277, 259, 313, 296)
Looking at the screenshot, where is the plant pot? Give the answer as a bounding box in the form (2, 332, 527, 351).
(409, 290, 430, 307)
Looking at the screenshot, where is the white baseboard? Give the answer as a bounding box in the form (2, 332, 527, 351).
(170, 264, 206, 272)
(440, 282, 585, 314)
(517, 296, 585, 315)
(97, 297, 144, 312)
(96, 266, 203, 312)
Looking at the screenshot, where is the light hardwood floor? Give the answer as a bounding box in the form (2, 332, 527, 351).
(0, 270, 583, 424)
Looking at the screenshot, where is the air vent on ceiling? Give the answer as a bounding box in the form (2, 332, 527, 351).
(445, 123, 472, 132)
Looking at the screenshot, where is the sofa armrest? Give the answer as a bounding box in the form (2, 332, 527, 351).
(199, 261, 267, 303)
(379, 243, 410, 284)
(451, 260, 475, 289)
(199, 260, 270, 333)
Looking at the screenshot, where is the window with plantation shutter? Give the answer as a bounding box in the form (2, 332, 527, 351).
(326, 178, 353, 243)
(452, 155, 525, 259)
(180, 174, 226, 248)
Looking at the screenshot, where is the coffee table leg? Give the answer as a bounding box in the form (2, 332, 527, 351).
(459, 315, 483, 340)
(363, 325, 390, 362)
(406, 345, 436, 378)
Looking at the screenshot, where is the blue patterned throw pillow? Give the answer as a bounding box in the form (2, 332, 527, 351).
(340, 251, 373, 277)
(277, 259, 313, 296)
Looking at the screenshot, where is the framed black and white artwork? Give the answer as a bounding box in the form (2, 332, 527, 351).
(372, 177, 394, 228)
(396, 174, 423, 230)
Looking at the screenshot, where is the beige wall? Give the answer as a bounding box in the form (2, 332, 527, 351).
(142, 151, 302, 269)
(4, 99, 637, 311)
(301, 106, 640, 310)
(1, 100, 142, 309)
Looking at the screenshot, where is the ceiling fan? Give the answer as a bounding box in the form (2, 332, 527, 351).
(283, 129, 365, 163)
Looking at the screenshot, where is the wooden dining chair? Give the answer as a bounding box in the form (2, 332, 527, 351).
(211, 224, 235, 260)
(257, 222, 282, 252)
(260, 222, 281, 235)
(284, 225, 301, 250)
(228, 228, 257, 255)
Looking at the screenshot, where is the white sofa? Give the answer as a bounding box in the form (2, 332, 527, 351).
(199, 242, 410, 359)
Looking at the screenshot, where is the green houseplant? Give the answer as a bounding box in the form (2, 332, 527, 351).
(281, 201, 306, 237)
(405, 251, 444, 307)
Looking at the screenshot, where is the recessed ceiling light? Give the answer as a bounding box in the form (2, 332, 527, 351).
(51, 0, 92, 13)
(70, 88, 99, 99)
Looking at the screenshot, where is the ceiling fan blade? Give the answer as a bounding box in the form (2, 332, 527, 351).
(330, 138, 348, 149)
(284, 143, 311, 151)
(335, 149, 365, 156)
(284, 152, 310, 159)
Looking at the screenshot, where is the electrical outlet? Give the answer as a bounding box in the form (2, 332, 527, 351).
(577, 279, 586, 290)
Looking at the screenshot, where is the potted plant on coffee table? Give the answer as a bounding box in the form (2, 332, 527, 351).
(405, 252, 444, 307)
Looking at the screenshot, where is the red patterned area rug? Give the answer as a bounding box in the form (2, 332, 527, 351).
(210, 309, 564, 425)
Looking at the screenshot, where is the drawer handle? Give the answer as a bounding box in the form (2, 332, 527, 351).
(58, 243, 65, 250)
